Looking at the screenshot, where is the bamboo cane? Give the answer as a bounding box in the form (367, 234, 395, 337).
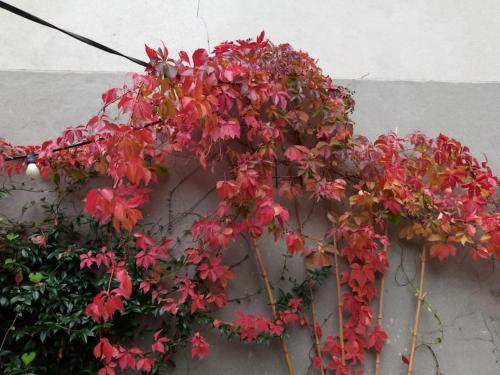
(251, 237, 295, 375)
(407, 243, 427, 375)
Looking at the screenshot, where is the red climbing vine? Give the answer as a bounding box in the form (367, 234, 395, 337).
(0, 32, 498, 374)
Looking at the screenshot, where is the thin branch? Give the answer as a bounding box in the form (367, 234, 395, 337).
(0, 313, 19, 352)
(170, 165, 203, 196)
(416, 343, 442, 375)
(106, 267, 116, 294)
(229, 251, 249, 270)
(169, 187, 216, 230)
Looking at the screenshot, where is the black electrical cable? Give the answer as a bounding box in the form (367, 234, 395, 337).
(0, 0, 148, 67)
(0, 1, 157, 162)
(3, 120, 163, 162)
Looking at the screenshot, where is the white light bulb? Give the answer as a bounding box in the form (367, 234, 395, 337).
(26, 162, 41, 179)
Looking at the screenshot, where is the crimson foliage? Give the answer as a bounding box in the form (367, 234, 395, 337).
(0, 33, 498, 374)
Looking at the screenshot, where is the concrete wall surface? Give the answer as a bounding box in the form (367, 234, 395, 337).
(0, 71, 499, 374)
(1, 0, 500, 82)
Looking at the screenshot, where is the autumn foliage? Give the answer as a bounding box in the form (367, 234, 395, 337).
(0, 32, 498, 374)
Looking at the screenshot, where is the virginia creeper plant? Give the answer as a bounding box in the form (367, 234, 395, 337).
(0, 33, 498, 374)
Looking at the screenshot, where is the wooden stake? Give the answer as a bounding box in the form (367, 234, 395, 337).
(308, 276, 325, 375)
(407, 243, 427, 375)
(251, 237, 295, 375)
(374, 229, 389, 375)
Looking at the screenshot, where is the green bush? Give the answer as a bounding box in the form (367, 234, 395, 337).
(0, 221, 158, 374)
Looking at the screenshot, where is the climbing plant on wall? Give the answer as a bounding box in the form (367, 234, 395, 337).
(0, 33, 498, 375)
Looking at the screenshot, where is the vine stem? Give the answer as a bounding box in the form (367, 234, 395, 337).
(332, 231, 346, 366)
(293, 198, 325, 375)
(251, 237, 295, 375)
(0, 313, 18, 352)
(374, 228, 389, 375)
(106, 266, 116, 293)
(407, 242, 427, 375)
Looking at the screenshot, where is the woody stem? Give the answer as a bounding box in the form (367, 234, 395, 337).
(251, 237, 294, 375)
(407, 243, 427, 375)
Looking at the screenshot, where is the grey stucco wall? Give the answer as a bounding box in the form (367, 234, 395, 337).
(0, 71, 499, 374)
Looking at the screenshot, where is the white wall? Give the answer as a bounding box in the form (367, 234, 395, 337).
(1, 0, 500, 82)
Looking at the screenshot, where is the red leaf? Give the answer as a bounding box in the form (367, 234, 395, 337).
(284, 145, 309, 162)
(101, 88, 118, 106)
(218, 120, 240, 140)
(191, 332, 209, 359)
(115, 269, 132, 298)
(136, 357, 154, 371)
(132, 99, 154, 124)
(285, 232, 305, 254)
(256, 30, 265, 44)
(118, 352, 136, 370)
(430, 243, 457, 261)
(94, 338, 114, 361)
(106, 295, 124, 314)
(402, 354, 409, 365)
(192, 49, 208, 67)
(179, 50, 190, 64)
(145, 44, 157, 60)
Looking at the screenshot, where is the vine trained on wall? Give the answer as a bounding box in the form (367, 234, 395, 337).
(0, 33, 498, 375)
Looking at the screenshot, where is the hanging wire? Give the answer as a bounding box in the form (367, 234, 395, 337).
(0, 1, 148, 67)
(2, 120, 163, 162)
(0, 0, 158, 162)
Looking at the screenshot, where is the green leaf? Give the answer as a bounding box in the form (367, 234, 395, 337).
(0, 190, 10, 199)
(4, 258, 15, 265)
(153, 163, 169, 175)
(29, 272, 44, 284)
(432, 337, 442, 344)
(6, 233, 19, 241)
(21, 351, 36, 365)
(53, 172, 61, 186)
(330, 139, 347, 149)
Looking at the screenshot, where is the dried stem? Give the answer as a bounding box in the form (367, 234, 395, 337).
(106, 267, 116, 293)
(333, 231, 346, 366)
(374, 228, 389, 375)
(0, 313, 18, 352)
(251, 237, 295, 375)
(407, 243, 427, 375)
